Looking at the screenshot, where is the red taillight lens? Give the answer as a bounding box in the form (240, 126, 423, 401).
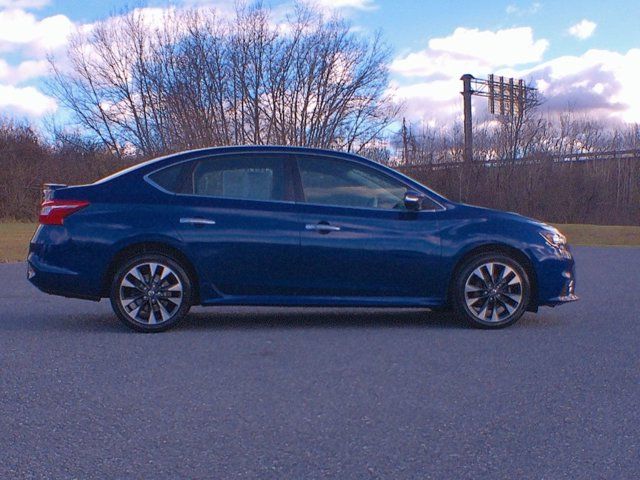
(39, 200, 90, 225)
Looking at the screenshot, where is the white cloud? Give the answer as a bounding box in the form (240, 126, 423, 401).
(520, 48, 640, 122)
(0, 0, 50, 8)
(0, 7, 73, 117)
(0, 58, 48, 83)
(429, 27, 548, 67)
(390, 78, 463, 123)
(391, 27, 548, 80)
(0, 9, 74, 55)
(0, 84, 57, 116)
(315, 0, 377, 10)
(506, 2, 541, 16)
(568, 19, 597, 40)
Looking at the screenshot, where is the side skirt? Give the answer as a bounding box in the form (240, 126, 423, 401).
(200, 295, 443, 308)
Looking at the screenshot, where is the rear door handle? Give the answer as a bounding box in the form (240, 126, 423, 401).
(180, 217, 216, 226)
(305, 223, 341, 233)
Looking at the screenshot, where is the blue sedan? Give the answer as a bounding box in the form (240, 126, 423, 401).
(28, 146, 577, 332)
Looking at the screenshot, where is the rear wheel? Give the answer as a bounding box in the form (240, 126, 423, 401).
(110, 253, 192, 332)
(453, 253, 530, 329)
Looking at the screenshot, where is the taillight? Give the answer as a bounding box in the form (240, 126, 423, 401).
(39, 200, 90, 225)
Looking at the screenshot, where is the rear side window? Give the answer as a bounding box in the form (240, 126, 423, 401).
(148, 155, 286, 202)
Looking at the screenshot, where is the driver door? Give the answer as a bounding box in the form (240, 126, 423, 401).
(294, 155, 444, 303)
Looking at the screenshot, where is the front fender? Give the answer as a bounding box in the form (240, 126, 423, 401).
(437, 207, 545, 304)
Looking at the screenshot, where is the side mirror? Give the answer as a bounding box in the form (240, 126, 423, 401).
(404, 190, 425, 211)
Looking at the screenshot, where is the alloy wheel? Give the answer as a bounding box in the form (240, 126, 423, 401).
(464, 261, 523, 323)
(119, 262, 183, 325)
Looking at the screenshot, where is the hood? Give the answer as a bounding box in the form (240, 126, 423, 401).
(453, 202, 555, 231)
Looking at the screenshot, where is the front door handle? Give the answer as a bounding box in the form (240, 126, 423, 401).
(180, 217, 216, 226)
(305, 223, 341, 233)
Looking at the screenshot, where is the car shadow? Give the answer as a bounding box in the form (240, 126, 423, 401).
(1, 307, 471, 333)
(178, 307, 469, 331)
(2, 300, 567, 333)
(177, 309, 559, 332)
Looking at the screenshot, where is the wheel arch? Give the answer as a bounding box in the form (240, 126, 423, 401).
(102, 241, 201, 304)
(447, 243, 538, 311)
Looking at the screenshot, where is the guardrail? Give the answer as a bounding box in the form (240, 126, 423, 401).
(396, 149, 640, 172)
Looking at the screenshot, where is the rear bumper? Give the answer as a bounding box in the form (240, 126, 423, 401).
(27, 253, 101, 301)
(27, 222, 107, 302)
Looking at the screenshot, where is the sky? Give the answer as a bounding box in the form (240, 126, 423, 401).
(1, 0, 639, 127)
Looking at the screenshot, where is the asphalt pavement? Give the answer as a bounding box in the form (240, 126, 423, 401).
(1, 247, 639, 479)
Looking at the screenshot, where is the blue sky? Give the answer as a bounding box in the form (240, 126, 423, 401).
(1, 0, 639, 124)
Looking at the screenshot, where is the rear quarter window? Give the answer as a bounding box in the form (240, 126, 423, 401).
(148, 163, 191, 193)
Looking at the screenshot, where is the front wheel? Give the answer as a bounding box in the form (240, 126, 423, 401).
(452, 253, 531, 329)
(110, 254, 192, 332)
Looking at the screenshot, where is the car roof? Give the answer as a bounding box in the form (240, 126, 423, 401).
(95, 145, 372, 185)
(162, 145, 367, 162)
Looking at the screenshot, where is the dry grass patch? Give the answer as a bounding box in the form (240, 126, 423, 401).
(0, 223, 36, 263)
(555, 224, 640, 247)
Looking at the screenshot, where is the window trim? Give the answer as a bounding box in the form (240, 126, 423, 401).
(292, 153, 447, 213)
(143, 149, 447, 212)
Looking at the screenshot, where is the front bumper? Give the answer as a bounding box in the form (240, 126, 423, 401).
(533, 245, 579, 307)
(545, 274, 579, 305)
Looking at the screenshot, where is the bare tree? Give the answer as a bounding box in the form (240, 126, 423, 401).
(47, 3, 396, 156)
(493, 86, 545, 160)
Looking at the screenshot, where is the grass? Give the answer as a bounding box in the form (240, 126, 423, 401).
(0, 223, 37, 263)
(553, 223, 640, 247)
(0, 222, 638, 263)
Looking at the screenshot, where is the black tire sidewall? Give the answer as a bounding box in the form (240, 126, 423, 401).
(453, 253, 530, 329)
(110, 253, 192, 332)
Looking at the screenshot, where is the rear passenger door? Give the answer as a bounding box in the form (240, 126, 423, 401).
(148, 153, 301, 300)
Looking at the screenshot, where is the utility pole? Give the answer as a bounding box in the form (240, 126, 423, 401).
(461, 74, 474, 163)
(401, 117, 408, 164)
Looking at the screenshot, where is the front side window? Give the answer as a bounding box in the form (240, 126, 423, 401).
(297, 156, 410, 210)
(148, 155, 286, 202)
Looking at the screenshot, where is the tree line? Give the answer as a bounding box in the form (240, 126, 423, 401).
(391, 108, 640, 226)
(0, 120, 133, 220)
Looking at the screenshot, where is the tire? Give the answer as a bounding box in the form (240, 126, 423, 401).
(110, 253, 192, 332)
(452, 252, 530, 329)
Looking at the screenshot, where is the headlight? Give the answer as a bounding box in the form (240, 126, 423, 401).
(540, 230, 567, 248)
